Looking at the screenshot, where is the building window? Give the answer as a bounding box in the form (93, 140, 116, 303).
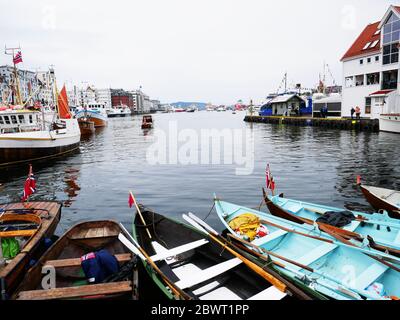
(345, 76, 354, 87)
(382, 12, 400, 65)
(365, 97, 372, 114)
(383, 43, 399, 65)
(376, 56, 380, 62)
(355, 75, 364, 86)
(360, 59, 364, 65)
(367, 57, 371, 63)
(382, 69, 398, 90)
(366, 73, 380, 85)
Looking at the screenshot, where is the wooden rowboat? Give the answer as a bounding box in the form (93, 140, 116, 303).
(14, 220, 137, 300)
(0, 202, 62, 299)
(133, 205, 319, 300)
(141, 116, 153, 130)
(215, 197, 400, 300)
(263, 189, 400, 257)
(360, 185, 400, 219)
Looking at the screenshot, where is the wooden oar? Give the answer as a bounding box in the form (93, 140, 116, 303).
(227, 233, 314, 272)
(224, 230, 394, 300)
(260, 218, 400, 272)
(183, 213, 287, 293)
(118, 223, 192, 300)
(262, 188, 363, 241)
(129, 191, 152, 239)
(260, 219, 334, 244)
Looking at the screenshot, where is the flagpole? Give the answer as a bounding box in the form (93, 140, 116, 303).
(129, 191, 152, 239)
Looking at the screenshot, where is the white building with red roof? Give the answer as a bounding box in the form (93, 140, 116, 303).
(341, 5, 400, 120)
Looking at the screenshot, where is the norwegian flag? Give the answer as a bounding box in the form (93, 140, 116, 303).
(13, 51, 23, 65)
(266, 164, 276, 192)
(22, 165, 36, 202)
(128, 192, 136, 208)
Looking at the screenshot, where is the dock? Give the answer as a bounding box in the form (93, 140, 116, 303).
(244, 116, 380, 132)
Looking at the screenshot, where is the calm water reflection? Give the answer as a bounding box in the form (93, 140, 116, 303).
(1, 111, 399, 234)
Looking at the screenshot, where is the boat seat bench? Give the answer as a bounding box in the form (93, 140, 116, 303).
(16, 281, 132, 300)
(248, 286, 287, 300)
(355, 263, 389, 291)
(44, 253, 132, 268)
(254, 230, 288, 246)
(151, 239, 209, 263)
(294, 243, 337, 269)
(175, 258, 242, 290)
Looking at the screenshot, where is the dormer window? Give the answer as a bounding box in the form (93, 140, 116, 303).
(363, 42, 372, 50)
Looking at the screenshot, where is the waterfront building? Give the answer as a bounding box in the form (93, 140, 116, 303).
(79, 85, 97, 106)
(130, 89, 151, 113)
(260, 94, 307, 116)
(0, 65, 49, 106)
(150, 99, 161, 111)
(341, 5, 400, 119)
(111, 89, 134, 108)
(96, 88, 112, 109)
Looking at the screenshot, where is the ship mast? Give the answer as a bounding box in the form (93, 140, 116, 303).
(4, 46, 23, 105)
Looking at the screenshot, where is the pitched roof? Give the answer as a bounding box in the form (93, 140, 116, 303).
(269, 94, 303, 104)
(370, 89, 395, 96)
(341, 22, 381, 61)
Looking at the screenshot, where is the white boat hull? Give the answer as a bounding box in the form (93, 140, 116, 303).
(380, 115, 400, 133)
(0, 119, 81, 167)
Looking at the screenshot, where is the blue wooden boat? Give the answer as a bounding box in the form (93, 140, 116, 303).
(263, 190, 400, 257)
(215, 197, 400, 300)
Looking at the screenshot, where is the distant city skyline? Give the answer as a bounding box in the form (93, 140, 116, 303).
(0, 0, 395, 105)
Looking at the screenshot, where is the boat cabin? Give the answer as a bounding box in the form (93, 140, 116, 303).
(0, 111, 43, 134)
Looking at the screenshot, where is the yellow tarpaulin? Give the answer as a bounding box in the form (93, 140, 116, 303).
(229, 213, 261, 242)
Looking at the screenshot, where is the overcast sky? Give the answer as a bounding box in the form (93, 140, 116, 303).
(0, 0, 395, 104)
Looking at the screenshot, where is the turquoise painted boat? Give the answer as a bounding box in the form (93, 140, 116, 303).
(215, 197, 400, 300)
(263, 191, 400, 257)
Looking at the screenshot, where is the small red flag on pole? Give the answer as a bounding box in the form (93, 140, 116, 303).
(128, 191, 152, 239)
(266, 164, 276, 195)
(13, 51, 23, 65)
(128, 192, 135, 208)
(22, 165, 36, 202)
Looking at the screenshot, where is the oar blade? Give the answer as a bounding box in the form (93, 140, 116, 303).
(188, 212, 219, 236)
(118, 233, 146, 261)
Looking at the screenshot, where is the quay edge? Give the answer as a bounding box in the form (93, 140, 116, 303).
(244, 116, 380, 132)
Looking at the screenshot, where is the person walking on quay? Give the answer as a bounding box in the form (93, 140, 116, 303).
(351, 107, 356, 120)
(355, 106, 361, 120)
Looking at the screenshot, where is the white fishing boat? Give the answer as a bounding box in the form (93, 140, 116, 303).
(380, 114, 400, 133)
(379, 91, 400, 133)
(107, 104, 132, 118)
(0, 88, 81, 168)
(75, 102, 108, 127)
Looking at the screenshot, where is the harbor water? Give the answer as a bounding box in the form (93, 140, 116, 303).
(1, 111, 400, 235)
